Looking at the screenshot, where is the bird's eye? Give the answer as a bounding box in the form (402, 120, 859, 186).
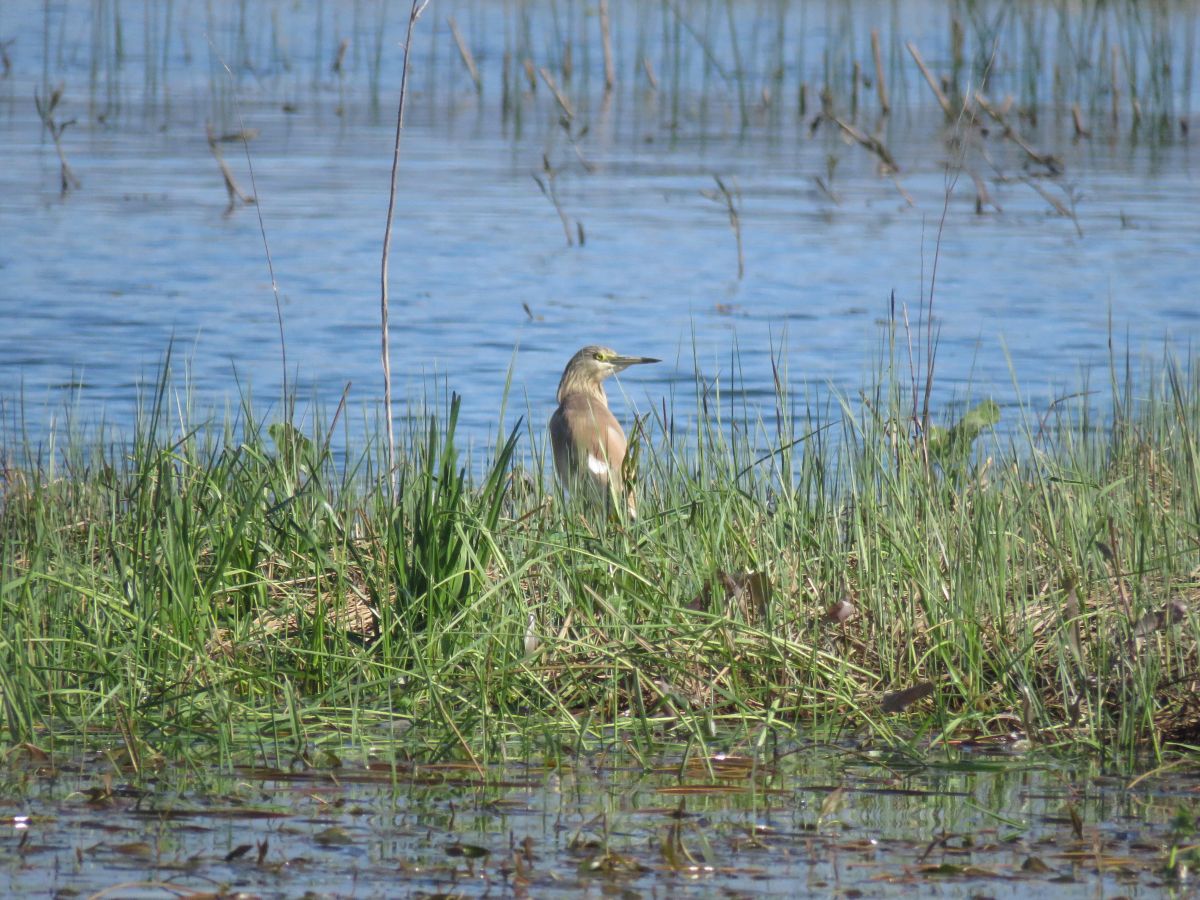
(593, 351, 606, 361)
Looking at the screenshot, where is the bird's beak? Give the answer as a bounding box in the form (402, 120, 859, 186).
(611, 355, 660, 371)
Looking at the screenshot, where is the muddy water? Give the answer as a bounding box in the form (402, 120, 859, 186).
(1, 1, 1198, 450)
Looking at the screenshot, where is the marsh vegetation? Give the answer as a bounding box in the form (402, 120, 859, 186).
(2, 10, 1200, 896)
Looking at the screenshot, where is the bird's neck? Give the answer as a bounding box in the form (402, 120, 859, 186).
(557, 373, 607, 405)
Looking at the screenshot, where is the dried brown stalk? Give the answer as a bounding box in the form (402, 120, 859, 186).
(1019, 176, 1082, 236)
(906, 41, 953, 118)
(448, 17, 481, 94)
(34, 85, 80, 196)
(642, 56, 659, 91)
(967, 169, 1001, 214)
(599, 0, 615, 94)
(1071, 103, 1091, 139)
(830, 114, 898, 172)
(974, 91, 1062, 174)
(1110, 44, 1120, 128)
(537, 66, 575, 120)
(871, 29, 889, 115)
(205, 123, 254, 210)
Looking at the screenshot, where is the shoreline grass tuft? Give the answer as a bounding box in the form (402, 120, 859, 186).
(1, 343, 1198, 769)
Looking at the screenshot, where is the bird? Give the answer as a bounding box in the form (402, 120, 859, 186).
(549, 345, 659, 518)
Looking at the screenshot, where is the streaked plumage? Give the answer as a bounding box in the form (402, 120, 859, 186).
(549, 345, 658, 517)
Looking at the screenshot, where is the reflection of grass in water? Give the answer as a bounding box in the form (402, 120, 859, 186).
(33, 1, 1193, 142)
(1, 336, 1198, 767)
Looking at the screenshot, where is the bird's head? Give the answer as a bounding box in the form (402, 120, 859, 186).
(558, 345, 659, 400)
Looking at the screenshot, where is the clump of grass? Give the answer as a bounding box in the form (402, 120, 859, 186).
(1, 341, 1198, 769)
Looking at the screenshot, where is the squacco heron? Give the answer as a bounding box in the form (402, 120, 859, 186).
(550, 345, 659, 517)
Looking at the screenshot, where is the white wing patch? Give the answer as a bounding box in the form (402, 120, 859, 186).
(586, 453, 609, 476)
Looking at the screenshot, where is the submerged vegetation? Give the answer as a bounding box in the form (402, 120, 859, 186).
(1, 335, 1198, 769)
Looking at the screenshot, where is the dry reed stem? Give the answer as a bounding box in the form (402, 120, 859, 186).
(830, 114, 898, 172)
(34, 86, 80, 196)
(1019, 176, 1081, 236)
(851, 60, 861, 117)
(1111, 44, 1120, 128)
(871, 29, 889, 115)
(974, 92, 1062, 173)
(1072, 103, 1091, 138)
(642, 56, 659, 92)
(447, 17, 481, 94)
(890, 175, 914, 207)
(381, 0, 430, 498)
(967, 169, 1000, 214)
(537, 66, 575, 119)
(254, 590, 378, 640)
(599, 0, 615, 94)
(205, 124, 254, 210)
(906, 41, 953, 118)
(812, 175, 838, 205)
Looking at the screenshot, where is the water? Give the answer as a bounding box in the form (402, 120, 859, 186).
(2, 743, 1194, 897)
(1, 1, 1198, 453)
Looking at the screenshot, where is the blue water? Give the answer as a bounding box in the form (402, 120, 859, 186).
(1, 0, 1198, 456)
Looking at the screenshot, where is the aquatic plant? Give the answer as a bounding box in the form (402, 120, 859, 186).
(0, 336, 1197, 769)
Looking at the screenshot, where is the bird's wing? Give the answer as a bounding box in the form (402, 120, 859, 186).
(548, 405, 575, 485)
(602, 418, 628, 490)
(555, 396, 627, 486)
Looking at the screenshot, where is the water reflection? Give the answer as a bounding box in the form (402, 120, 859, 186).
(2, 744, 1192, 897)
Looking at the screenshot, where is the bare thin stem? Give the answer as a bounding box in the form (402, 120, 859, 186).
(703, 175, 743, 279)
(871, 29, 889, 115)
(532, 157, 575, 247)
(381, 0, 430, 498)
(208, 45, 288, 415)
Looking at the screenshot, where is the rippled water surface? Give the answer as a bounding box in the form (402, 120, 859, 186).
(1, 0, 1198, 449)
(3, 744, 1197, 898)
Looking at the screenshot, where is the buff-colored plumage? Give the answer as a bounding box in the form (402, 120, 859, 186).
(550, 345, 658, 517)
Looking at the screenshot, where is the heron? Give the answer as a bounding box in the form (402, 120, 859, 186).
(549, 345, 659, 518)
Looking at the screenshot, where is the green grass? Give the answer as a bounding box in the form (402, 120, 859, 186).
(1, 341, 1198, 771)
